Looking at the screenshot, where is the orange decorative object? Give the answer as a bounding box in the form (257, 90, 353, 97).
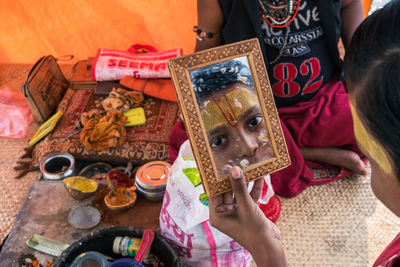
(105, 168, 137, 210)
(80, 111, 128, 151)
(101, 88, 144, 112)
(120, 76, 178, 102)
(104, 187, 137, 211)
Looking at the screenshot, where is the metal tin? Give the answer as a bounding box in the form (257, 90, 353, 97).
(136, 183, 165, 202)
(135, 161, 170, 192)
(39, 153, 75, 180)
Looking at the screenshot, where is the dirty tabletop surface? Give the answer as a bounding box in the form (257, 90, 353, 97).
(0, 180, 162, 266)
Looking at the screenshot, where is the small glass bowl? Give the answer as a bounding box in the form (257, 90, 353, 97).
(79, 162, 112, 181)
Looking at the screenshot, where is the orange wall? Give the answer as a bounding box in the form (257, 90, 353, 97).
(0, 0, 373, 64)
(0, 0, 197, 63)
(362, 0, 373, 17)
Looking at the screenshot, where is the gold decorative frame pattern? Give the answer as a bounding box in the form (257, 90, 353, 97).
(168, 38, 290, 197)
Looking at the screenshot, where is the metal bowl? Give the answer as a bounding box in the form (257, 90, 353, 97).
(79, 162, 112, 181)
(63, 176, 98, 200)
(39, 153, 75, 180)
(104, 189, 137, 211)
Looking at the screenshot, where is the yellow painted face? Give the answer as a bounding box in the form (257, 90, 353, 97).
(200, 87, 259, 133)
(350, 102, 393, 176)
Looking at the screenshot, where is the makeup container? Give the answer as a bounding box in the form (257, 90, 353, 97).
(39, 152, 75, 180)
(135, 161, 170, 202)
(112, 236, 142, 257)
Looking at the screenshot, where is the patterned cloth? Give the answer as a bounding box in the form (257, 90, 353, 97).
(32, 87, 179, 166)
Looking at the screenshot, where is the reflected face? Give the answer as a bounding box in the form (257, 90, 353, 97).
(200, 83, 273, 177)
(349, 90, 400, 217)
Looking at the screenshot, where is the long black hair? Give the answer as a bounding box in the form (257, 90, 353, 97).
(189, 59, 254, 106)
(344, 0, 400, 179)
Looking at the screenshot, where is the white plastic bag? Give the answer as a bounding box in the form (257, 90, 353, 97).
(160, 140, 275, 266)
(0, 88, 33, 138)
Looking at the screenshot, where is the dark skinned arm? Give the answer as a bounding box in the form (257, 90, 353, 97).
(341, 0, 364, 48)
(209, 166, 287, 267)
(195, 0, 224, 51)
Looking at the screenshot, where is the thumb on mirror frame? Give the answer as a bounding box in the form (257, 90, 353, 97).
(229, 166, 256, 206)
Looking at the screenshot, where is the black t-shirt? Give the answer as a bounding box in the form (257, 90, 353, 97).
(261, 0, 334, 107)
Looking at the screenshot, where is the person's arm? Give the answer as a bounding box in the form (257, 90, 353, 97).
(209, 166, 287, 267)
(195, 0, 224, 51)
(341, 0, 364, 48)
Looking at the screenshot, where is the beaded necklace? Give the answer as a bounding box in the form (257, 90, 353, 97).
(258, 0, 301, 28)
(258, 0, 300, 64)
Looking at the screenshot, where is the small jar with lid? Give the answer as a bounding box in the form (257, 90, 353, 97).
(113, 236, 142, 257)
(135, 161, 171, 202)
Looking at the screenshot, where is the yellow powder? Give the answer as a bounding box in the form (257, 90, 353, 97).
(350, 103, 393, 175)
(201, 87, 259, 133)
(63, 177, 98, 193)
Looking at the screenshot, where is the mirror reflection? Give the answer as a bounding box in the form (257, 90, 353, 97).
(190, 56, 274, 178)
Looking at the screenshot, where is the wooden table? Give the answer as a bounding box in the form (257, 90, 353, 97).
(0, 179, 162, 266)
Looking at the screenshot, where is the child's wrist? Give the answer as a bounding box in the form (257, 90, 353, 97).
(248, 232, 286, 267)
